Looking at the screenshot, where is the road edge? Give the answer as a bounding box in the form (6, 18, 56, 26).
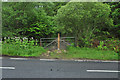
(1, 57, 119, 62)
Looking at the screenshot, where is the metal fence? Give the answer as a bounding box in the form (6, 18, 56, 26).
(1, 37, 75, 50)
(40, 37, 75, 50)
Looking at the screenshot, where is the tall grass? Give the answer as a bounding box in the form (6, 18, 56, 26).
(2, 43, 47, 57)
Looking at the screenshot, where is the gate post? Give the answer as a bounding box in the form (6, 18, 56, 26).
(58, 33, 60, 50)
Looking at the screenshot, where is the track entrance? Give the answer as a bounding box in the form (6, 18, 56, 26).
(40, 33, 75, 50)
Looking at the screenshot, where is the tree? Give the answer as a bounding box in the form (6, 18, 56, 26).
(2, 2, 55, 38)
(2, 2, 40, 37)
(55, 2, 113, 47)
(107, 2, 120, 39)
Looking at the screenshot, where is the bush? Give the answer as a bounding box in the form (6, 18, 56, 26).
(105, 39, 120, 53)
(91, 38, 120, 53)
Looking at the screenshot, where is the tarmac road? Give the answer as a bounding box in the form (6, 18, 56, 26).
(1, 57, 119, 78)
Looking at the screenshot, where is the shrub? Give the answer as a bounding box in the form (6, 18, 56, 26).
(90, 38, 120, 53)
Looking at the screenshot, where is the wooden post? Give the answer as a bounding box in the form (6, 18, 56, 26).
(58, 33, 60, 50)
(40, 39, 42, 46)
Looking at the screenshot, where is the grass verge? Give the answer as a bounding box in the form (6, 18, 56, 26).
(2, 43, 47, 57)
(48, 46, 119, 60)
(1, 43, 119, 60)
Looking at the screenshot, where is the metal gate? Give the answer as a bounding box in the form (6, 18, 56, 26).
(40, 33, 75, 50)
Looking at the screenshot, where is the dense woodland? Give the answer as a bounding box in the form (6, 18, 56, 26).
(2, 2, 120, 48)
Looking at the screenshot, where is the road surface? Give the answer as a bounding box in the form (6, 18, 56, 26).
(0, 57, 119, 78)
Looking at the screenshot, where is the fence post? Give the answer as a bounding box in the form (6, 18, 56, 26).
(40, 38, 42, 46)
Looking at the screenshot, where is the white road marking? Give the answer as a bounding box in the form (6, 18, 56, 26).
(102, 61, 119, 63)
(40, 59, 57, 61)
(0, 57, 2, 59)
(1, 57, 119, 63)
(75, 60, 119, 63)
(0, 67, 15, 70)
(87, 70, 120, 73)
(75, 60, 83, 62)
(10, 58, 28, 60)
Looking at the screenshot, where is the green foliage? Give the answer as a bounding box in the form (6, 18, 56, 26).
(92, 38, 120, 53)
(1, 2, 120, 59)
(55, 2, 113, 47)
(2, 39, 47, 57)
(27, 22, 55, 38)
(2, 2, 37, 37)
(105, 39, 120, 53)
(107, 2, 120, 39)
(2, 2, 56, 38)
(97, 41, 106, 50)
